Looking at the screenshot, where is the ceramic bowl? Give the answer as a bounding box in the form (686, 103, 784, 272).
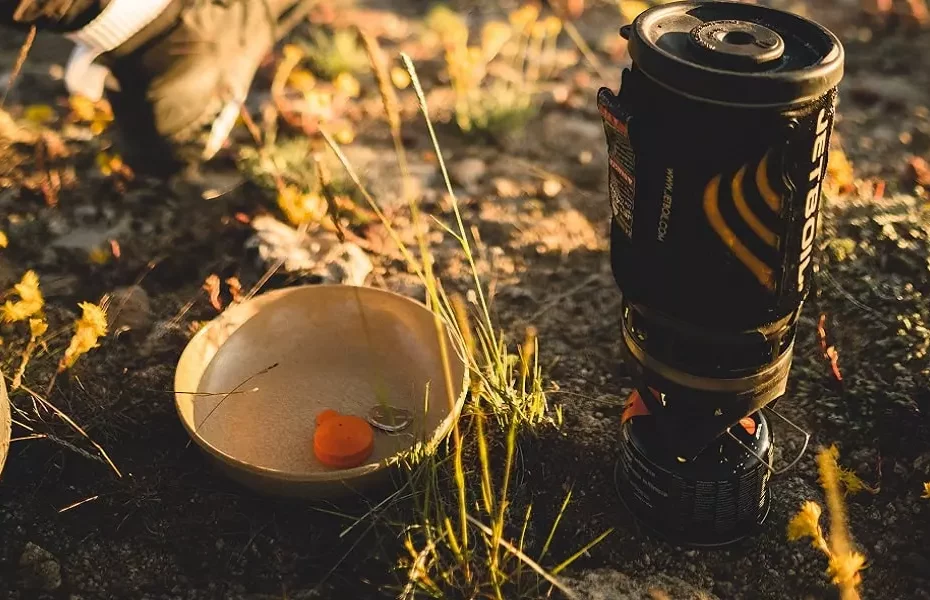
(174, 285, 468, 499)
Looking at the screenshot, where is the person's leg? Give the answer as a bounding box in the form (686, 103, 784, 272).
(1, 0, 307, 177)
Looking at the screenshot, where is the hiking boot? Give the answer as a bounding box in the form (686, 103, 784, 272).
(60, 0, 311, 175)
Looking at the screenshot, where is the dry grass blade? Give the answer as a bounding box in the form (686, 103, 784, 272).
(14, 380, 121, 477)
(401, 53, 495, 336)
(319, 129, 426, 282)
(314, 154, 346, 242)
(358, 28, 414, 202)
(464, 513, 580, 600)
(194, 363, 279, 430)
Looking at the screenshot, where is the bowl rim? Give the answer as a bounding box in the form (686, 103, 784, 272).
(1, 371, 9, 478)
(173, 284, 470, 484)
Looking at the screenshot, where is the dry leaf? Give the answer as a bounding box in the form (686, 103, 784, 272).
(225, 277, 244, 304)
(203, 274, 223, 311)
(908, 155, 930, 187)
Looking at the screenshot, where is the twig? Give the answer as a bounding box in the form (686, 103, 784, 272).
(10, 433, 46, 442)
(238, 104, 264, 146)
(319, 129, 426, 282)
(561, 21, 609, 82)
(0, 26, 36, 108)
(59, 495, 100, 513)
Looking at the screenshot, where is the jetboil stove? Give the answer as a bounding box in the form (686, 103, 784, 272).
(597, 0, 844, 546)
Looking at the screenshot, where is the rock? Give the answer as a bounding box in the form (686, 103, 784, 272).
(102, 286, 153, 337)
(449, 157, 488, 193)
(338, 145, 436, 209)
(540, 113, 607, 189)
(848, 75, 925, 110)
(563, 568, 718, 600)
(19, 542, 62, 591)
(51, 217, 131, 257)
(246, 215, 373, 286)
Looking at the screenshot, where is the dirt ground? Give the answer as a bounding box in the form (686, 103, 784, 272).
(1, 0, 929, 599)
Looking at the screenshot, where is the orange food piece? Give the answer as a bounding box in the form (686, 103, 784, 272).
(315, 409, 340, 427)
(313, 410, 374, 469)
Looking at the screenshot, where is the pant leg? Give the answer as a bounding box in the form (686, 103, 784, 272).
(0, 0, 104, 32)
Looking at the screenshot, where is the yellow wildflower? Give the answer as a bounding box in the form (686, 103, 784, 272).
(334, 123, 355, 144)
(304, 89, 334, 117)
(509, 4, 540, 30)
(24, 104, 55, 124)
(923, 482, 930, 499)
(531, 19, 549, 39)
(0, 230, 7, 248)
(390, 66, 411, 89)
(288, 68, 317, 93)
(545, 15, 563, 36)
(60, 302, 108, 370)
(29, 318, 48, 339)
(277, 185, 326, 226)
(334, 72, 361, 98)
(836, 465, 879, 496)
(282, 43, 303, 62)
(827, 551, 866, 590)
(620, 0, 651, 23)
(88, 247, 111, 264)
(96, 151, 125, 176)
(2, 270, 44, 323)
(426, 5, 469, 46)
(481, 21, 512, 55)
(787, 501, 824, 545)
